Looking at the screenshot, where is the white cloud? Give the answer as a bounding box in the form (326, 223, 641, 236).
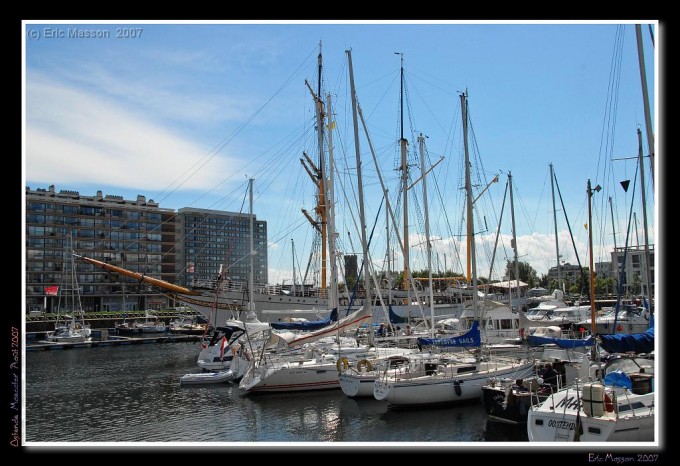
(25, 76, 238, 192)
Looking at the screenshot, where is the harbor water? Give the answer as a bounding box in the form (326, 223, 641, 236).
(24, 341, 529, 446)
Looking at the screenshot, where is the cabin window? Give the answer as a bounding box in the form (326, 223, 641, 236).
(500, 319, 513, 330)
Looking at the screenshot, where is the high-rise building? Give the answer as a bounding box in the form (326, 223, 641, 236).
(175, 207, 267, 287)
(25, 185, 177, 313)
(611, 245, 655, 297)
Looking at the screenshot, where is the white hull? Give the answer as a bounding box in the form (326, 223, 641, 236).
(180, 370, 237, 385)
(176, 293, 335, 326)
(339, 372, 377, 398)
(46, 324, 92, 343)
(374, 359, 535, 407)
(178, 292, 464, 326)
(240, 359, 341, 393)
(46, 334, 91, 343)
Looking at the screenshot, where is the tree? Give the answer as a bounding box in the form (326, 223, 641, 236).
(504, 260, 539, 288)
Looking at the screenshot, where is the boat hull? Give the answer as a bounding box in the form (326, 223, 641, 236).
(374, 362, 534, 407)
(240, 362, 341, 393)
(339, 372, 377, 398)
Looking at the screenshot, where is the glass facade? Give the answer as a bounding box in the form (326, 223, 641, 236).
(24, 187, 177, 313)
(25, 186, 269, 314)
(176, 208, 268, 287)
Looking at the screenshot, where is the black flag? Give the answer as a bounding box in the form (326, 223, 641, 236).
(620, 180, 630, 192)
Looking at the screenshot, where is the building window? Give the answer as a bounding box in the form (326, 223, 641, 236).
(28, 202, 47, 211)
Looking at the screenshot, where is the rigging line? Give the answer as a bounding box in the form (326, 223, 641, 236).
(407, 68, 458, 98)
(191, 118, 313, 212)
(598, 25, 625, 210)
(407, 73, 452, 137)
(153, 46, 318, 205)
(118, 177, 251, 266)
(366, 72, 399, 122)
(430, 153, 464, 274)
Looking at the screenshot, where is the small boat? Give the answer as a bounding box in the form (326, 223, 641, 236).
(482, 377, 551, 424)
(46, 317, 92, 343)
(180, 369, 238, 385)
(483, 351, 592, 424)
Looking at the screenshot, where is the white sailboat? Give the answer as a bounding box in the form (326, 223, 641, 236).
(371, 92, 535, 407)
(45, 233, 92, 343)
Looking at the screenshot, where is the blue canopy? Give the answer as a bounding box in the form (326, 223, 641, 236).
(599, 317, 654, 354)
(603, 370, 633, 390)
(528, 334, 595, 348)
(270, 308, 338, 331)
(417, 321, 480, 348)
(388, 305, 409, 324)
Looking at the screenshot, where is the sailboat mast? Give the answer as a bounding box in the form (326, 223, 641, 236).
(347, 49, 372, 317)
(419, 134, 435, 336)
(550, 163, 561, 289)
(461, 92, 478, 316)
(508, 172, 521, 308)
(248, 178, 255, 312)
(587, 179, 599, 350)
(636, 128, 653, 314)
(326, 92, 339, 311)
(291, 239, 296, 296)
(386, 189, 392, 306)
(635, 24, 655, 186)
(315, 43, 328, 291)
(396, 53, 410, 300)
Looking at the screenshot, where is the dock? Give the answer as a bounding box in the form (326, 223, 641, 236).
(26, 333, 202, 351)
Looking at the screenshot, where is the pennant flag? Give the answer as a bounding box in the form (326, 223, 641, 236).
(620, 180, 630, 192)
(44, 286, 59, 296)
(219, 336, 228, 359)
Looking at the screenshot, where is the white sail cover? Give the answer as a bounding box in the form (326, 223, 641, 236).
(281, 305, 373, 348)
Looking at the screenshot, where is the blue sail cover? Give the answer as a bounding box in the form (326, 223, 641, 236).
(389, 305, 409, 324)
(417, 321, 480, 347)
(527, 334, 595, 348)
(269, 308, 338, 331)
(599, 318, 654, 354)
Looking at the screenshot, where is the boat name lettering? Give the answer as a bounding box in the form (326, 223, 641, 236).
(455, 338, 476, 344)
(548, 419, 575, 430)
(555, 396, 581, 411)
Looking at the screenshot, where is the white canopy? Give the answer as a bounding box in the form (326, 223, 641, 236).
(487, 279, 529, 289)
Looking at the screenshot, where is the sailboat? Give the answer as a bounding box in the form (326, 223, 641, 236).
(527, 174, 655, 441)
(45, 233, 92, 343)
(371, 92, 535, 408)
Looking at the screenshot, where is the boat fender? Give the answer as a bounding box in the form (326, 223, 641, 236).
(454, 380, 462, 397)
(337, 357, 350, 372)
(604, 393, 614, 412)
(356, 359, 373, 373)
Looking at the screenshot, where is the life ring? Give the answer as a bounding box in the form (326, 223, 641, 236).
(604, 393, 614, 412)
(356, 359, 373, 372)
(336, 357, 350, 371)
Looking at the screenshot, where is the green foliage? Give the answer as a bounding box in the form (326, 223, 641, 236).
(504, 260, 539, 287)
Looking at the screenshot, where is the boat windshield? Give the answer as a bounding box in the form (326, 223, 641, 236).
(604, 356, 654, 376)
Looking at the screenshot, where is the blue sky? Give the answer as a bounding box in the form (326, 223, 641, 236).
(23, 20, 659, 285)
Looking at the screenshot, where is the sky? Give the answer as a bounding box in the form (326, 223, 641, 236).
(23, 20, 659, 287)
